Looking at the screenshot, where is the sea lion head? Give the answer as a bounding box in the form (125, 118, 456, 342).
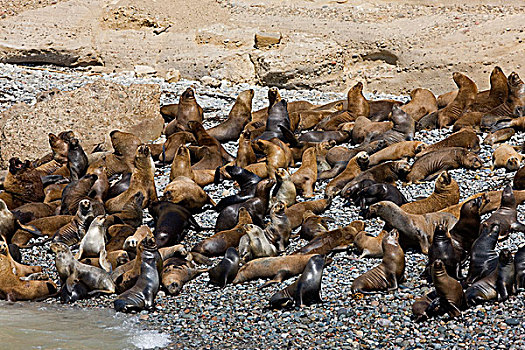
(224, 247, 240, 264)
(271, 201, 286, 215)
(78, 199, 93, 215)
(0, 241, 8, 256)
(48, 133, 69, 159)
(90, 215, 106, 228)
(436, 171, 452, 190)
(508, 72, 523, 89)
(67, 138, 81, 150)
(431, 259, 446, 277)
(414, 142, 427, 154)
(268, 87, 281, 107)
(501, 184, 516, 207)
(499, 249, 514, 265)
(367, 201, 385, 218)
(433, 223, 448, 240)
(181, 87, 196, 101)
(355, 152, 370, 169)
(134, 144, 153, 170)
(384, 229, 399, 247)
(506, 156, 520, 171)
(8, 157, 27, 175)
(141, 232, 158, 251)
(464, 152, 482, 169)
(480, 221, 500, 238)
(275, 168, 290, 181)
(395, 160, 411, 177)
(49, 242, 70, 255)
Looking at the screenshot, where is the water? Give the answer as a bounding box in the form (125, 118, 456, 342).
(0, 301, 171, 350)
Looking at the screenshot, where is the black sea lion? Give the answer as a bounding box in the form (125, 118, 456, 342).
(208, 247, 240, 288)
(465, 222, 500, 285)
(483, 185, 525, 240)
(424, 224, 462, 281)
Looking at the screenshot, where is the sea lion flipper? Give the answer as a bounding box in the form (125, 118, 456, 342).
(65, 275, 78, 293)
(259, 270, 289, 290)
(16, 222, 44, 237)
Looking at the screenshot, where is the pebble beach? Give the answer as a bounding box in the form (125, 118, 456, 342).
(1, 63, 525, 350)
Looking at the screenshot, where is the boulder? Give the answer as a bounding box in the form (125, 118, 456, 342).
(0, 80, 164, 168)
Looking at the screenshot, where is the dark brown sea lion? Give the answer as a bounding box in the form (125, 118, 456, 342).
(367, 201, 457, 254)
(465, 221, 500, 285)
(208, 247, 240, 288)
(401, 171, 459, 215)
(401, 88, 438, 121)
(325, 152, 369, 197)
(430, 259, 465, 317)
(514, 165, 525, 190)
(298, 210, 333, 241)
(161, 255, 207, 295)
(496, 249, 516, 302)
(232, 254, 316, 287)
(269, 255, 324, 309)
(416, 128, 480, 158)
(449, 196, 483, 261)
(214, 166, 262, 212)
(2, 158, 44, 209)
(424, 224, 462, 281)
(106, 173, 132, 200)
(492, 144, 522, 171)
(164, 87, 203, 135)
(353, 230, 387, 259)
(207, 89, 254, 142)
(66, 138, 88, 181)
(150, 201, 199, 248)
(11, 202, 57, 224)
(355, 183, 408, 211)
(188, 121, 234, 163)
(294, 221, 364, 255)
(60, 174, 97, 215)
(406, 148, 482, 183)
(108, 192, 144, 228)
(113, 236, 162, 312)
(351, 230, 405, 294)
(368, 141, 426, 166)
(106, 225, 135, 253)
(452, 112, 484, 132)
(437, 72, 478, 128)
(483, 185, 525, 240)
(105, 145, 158, 213)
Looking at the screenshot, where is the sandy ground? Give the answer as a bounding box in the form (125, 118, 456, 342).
(0, 0, 524, 93)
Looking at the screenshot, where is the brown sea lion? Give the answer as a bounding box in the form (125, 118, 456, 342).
(440, 189, 525, 218)
(401, 88, 438, 121)
(437, 90, 458, 109)
(294, 221, 364, 255)
(468, 66, 509, 113)
(437, 72, 478, 128)
(290, 148, 317, 198)
(254, 139, 288, 180)
(285, 197, 332, 230)
(161, 255, 207, 295)
(192, 208, 252, 257)
(325, 152, 369, 197)
(401, 171, 459, 214)
(87, 131, 141, 178)
(351, 230, 405, 294)
(81, 250, 130, 270)
(11, 202, 57, 224)
(353, 230, 387, 259)
(235, 130, 257, 168)
(164, 87, 203, 135)
(298, 130, 350, 144)
(483, 185, 525, 240)
(452, 112, 484, 132)
(483, 128, 515, 146)
(11, 215, 73, 247)
(60, 174, 98, 215)
(207, 89, 254, 142)
(416, 129, 480, 158)
(264, 201, 291, 252)
(106, 225, 136, 253)
(346, 82, 370, 118)
(0, 240, 41, 277)
(238, 224, 278, 262)
(492, 144, 522, 171)
(449, 196, 483, 261)
(297, 102, 344, 130)
(232, 254, 316, 288)
(431, 259, 465, 318)
(105, 145, 157, 213)
(152, 131, 196, 164)
(406, 147, 482, 183)
(351, 116, 393, 144)
(298, 210, 333, 241)
(368, 141, 426, 166)
(367, 201, 458, 254)
(2, 158, 44, 209)
(188, 121, 234, 163)
(163, 176, 214, 213)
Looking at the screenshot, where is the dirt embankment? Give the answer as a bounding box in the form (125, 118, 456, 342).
(0, 0, 524, 94)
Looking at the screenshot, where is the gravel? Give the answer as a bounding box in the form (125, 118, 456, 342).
(1, 62, 525, 349)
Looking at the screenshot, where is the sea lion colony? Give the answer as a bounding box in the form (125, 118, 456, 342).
(0, 67, 524, 321)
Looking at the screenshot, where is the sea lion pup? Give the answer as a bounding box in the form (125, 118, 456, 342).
(188, 121, 234, 163)
(1, 158, 44, 209)
(416, 129, 481, 158)
(164, 87, 203, 135)
(214, 166, 262, 212)
(208, 247, 240, 288)
(285, 197, 332, 230)
(264, 201, 291, 251)
(75, 215, 111, 273)
(351, 229, 405, 294)
(269, 255, 325, 309)
(465, 222, 500, 285)
(150, 201, 200, 248)
(270, 168, 296, 208)
(368, 105, 415, 145)
(401, 171, 460, 215)
(401, 88, 438, 121)
(207, 89, 254, 142)
(437, 72, 478, 128)
(50, 242, 115, 298)
(406, 147, 482, 183)
(483, 127, 515, 146)
(163, 176, 214, 213)
(192, 208, 252, 257)
(105, 145, 157, 213)
(53, 199, 95, 246)
(290, 148, 317, 198)
(87, 131, 141, 178)
(0, 240, 41, 277)
(367, 201, 457, 254)
(169, 145, 194, 181)
(161, 255, 207, 295)
(483, 185, 525, 241)
(354, 183, 407, 211)
(468, 66, 509, 113)
(215, 178, 275, 232)
(325, 152, 369, 197)
(238, 224, 278, 262)
(299, 210, 333, 241)
(232, 254, 316, 287)
(492, 144, 522, 171)
(351, 116, 393, 144)
(340, 160, 411, 198)
(515, 245, 525, 289)
(412, 292, 440, 322)
(0, 250, 56, 301)
(368, 141, 426, 166)
(430, 259, 466, 318)
(448, 196, 483, 261)
(66, 138, 88, 181)
(294, 221, 364, 256)
(424, 224, 462, 282)
(354, 230, 387, 259)
(114, 236, 162, 312)
(253, 139, 288, 180)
